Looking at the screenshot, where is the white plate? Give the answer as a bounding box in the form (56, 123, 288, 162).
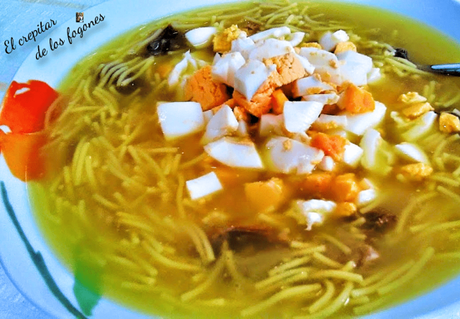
(1, 0, 460, 318)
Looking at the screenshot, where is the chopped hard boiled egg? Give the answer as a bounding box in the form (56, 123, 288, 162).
(157, 101, 205, 140)
(356, 189, 377, 207)
(248, 38, 295, 60)
(204, 137, 264, 169)
(186, 172, 222, 200)
(318, 156, 335, 171)
(344, 101, 387, 136)
(259, 114, 284, 137)
(202, 105, 239, 143)
(402, 111, 438, 141)
(319, 30, 349, 51)
(312, 114, 348, 131)
(292, 75, 334, 98)
(265, 136, 324, 174)
(185, 27, 218, 48)
(395, 142, 430, 164)
(298, 47, 342, 84)
(294, 199, 337, 230)
(283, 101, 324, 133)
(302, 93, 339, 105)
(168, 51, 205, 87)
(360, 128, 394, 175)
(343, 143, 364, 168)
(286, 32, 306, 46)
(230, 36, 255, 59)
(212, 52, 246, 87)
(336, 50, 373, 86)
(248, 26, 291, 42)
(234, 60, 276, 100)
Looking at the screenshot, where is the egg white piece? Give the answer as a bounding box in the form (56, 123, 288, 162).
(336, 50, 373, 86)
(318, 156, 335, 171)
(185, 27, 218, 48)
(186, 172, 222, 200)
(284, 101, 324, 133)
(286, 32, 306, 46)
(248, 38, 295, 60)
(294, 199, 337, 230)
(212, 52, 246, 87)
(298, 47, 343, 84)
(230, 36, 255, 60)
(314, 114, 348, 129)
(343, 142, 364, 168)
(319, 30, 349, 51)
(395, 142, 430, 164)
(259, 113, 285, 137)
(360, 128, 382, 170)
(202, 105, 239, 144)
(234, 60, 275, 100)
(249, 26, 291, 42)
(157, 101, 205, 140)
(402, 111, 438, 141)
(204, 137, 264, 169)
(367, 67, 382, 84)
(344, 101, 387, 136)
(265, 136, 324, 174)
(292, 75, 334, 98)
(302, 93, 339, 105)
(356, 189, 378, 207)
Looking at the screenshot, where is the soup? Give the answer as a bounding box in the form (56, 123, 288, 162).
(20, 0, 460, 318)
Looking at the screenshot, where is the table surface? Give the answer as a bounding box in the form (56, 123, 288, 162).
(0, 1, 105, 317)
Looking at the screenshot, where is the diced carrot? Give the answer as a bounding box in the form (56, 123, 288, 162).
(337, 83, 375, 114)
(1, 132, 47, 181)
(245, 177, 286, 212)
(335, 202, 357, 217)
(184, 65, 230, 111)
(156, 62, 173, 79)
(0, 80, 59, 134)
(271, 89, 288, 115)
(310, 132, 347, 161)
(330, 173, 361, 202)
(299, 172, 334, 198)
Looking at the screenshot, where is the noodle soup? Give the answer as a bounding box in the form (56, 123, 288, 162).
(26, 1, 460, 318)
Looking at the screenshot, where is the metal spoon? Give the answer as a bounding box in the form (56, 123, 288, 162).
(394, 48, 460, 76)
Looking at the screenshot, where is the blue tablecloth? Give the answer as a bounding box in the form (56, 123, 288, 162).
(0, 2, 105, 317)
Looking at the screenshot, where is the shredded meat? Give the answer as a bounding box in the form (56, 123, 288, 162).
(361, 211, 397, 235)
(146, 24, 187, 56)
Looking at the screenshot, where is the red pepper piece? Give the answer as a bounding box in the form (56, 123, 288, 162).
(0, 80, 59, 134)
(1, 132, 48, 181)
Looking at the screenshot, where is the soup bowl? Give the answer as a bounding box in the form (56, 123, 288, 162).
(1, 0, 460, 318)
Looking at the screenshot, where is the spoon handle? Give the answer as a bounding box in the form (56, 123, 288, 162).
(420, 63, 460, 76)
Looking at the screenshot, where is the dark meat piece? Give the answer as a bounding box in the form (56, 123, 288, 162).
(146, 25, 187, 56)
(393, 48, 409, 60)
(209, 225, 288, 256)
(361, 211, 397, 234)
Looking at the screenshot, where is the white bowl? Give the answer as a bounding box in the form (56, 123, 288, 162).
(1, 0, 460, 318)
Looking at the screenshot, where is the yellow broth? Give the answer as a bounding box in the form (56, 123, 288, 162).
(29, 1, 460, 318)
